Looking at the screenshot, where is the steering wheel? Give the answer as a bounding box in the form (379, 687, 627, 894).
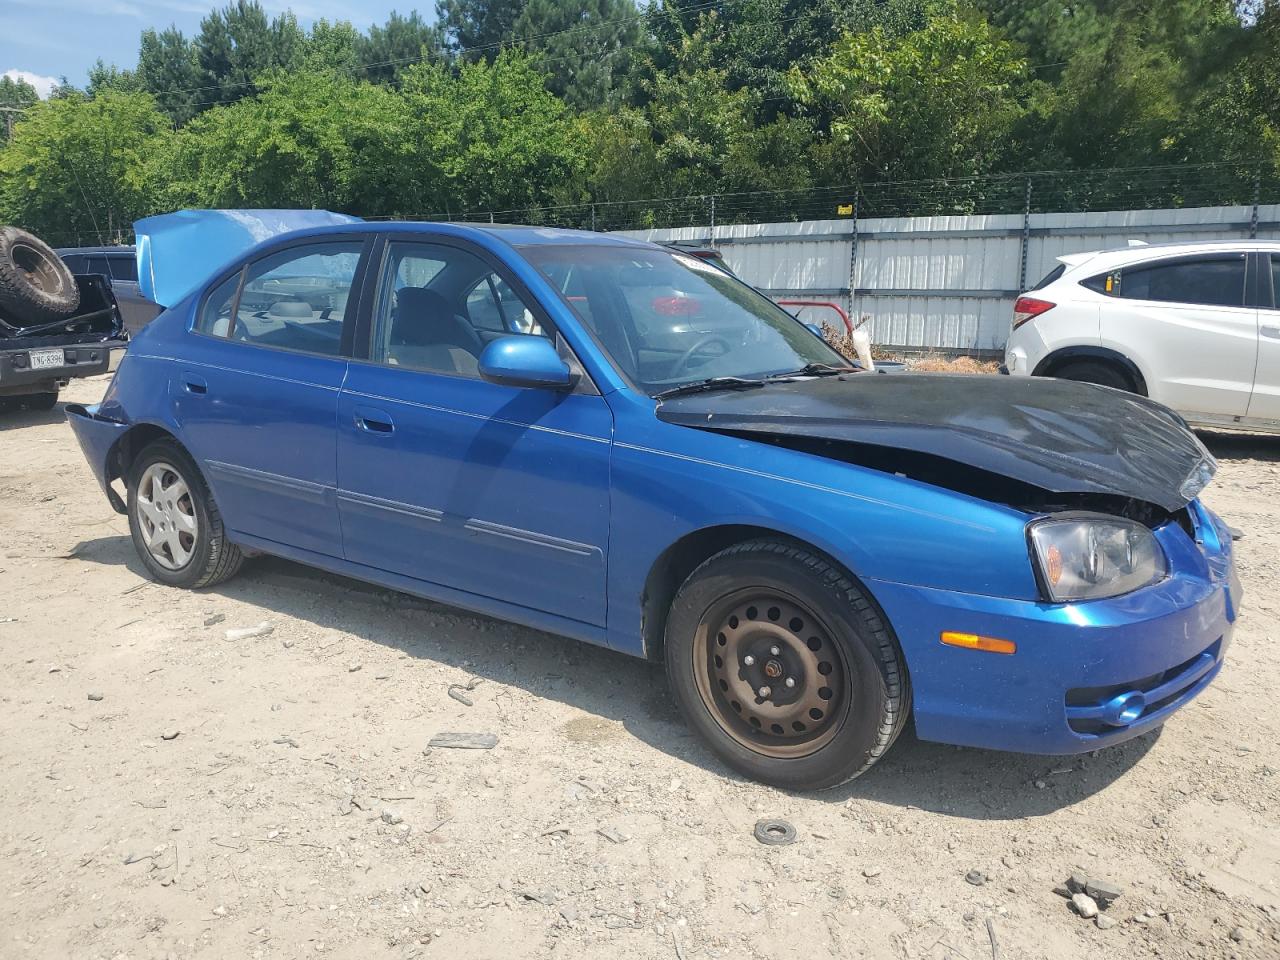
(673, 335, 732, 376)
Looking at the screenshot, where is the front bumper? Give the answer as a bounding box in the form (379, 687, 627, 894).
(0, 341, 122, 395)
(866, 501, 1239, 755)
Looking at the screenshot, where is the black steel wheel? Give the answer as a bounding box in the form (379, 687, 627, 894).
(666, 540, 910, 790)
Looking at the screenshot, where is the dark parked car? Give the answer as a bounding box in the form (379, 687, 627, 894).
(58, 246, 162, 335)
(0, 227, 127, 410)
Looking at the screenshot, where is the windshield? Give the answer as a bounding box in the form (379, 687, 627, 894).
(521, 244, 849, 393)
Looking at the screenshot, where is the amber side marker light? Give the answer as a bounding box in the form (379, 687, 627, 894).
(940, 631, 1017, 655)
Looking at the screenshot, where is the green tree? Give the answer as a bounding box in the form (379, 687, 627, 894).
(439, 0, 523, 54)
(0, 75, 40, 145)
(137, 26, 203, 124)
(399, 51, 589, 213)
(511, 0, 643, 109)
(358, 10, 447, 84)
(159, 69, 414, 216)
(792, 5, 1028, 181)
(194, 0, 305, 108)
(0, 91, 172, 243)
(86, 60, 142, 96)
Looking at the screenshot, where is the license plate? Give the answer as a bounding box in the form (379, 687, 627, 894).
(28, 348, 64, 370)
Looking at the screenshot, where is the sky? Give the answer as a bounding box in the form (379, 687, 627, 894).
(1, 0, 427, 94)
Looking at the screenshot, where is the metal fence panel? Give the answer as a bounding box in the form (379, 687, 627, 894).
(617, 202, 1280, 354)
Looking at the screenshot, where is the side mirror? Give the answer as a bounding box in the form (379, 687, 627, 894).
(478, 336, 573, 390)
(804, 322, 823, 337)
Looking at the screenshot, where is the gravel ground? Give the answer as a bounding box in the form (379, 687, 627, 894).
(1, 373, 1278, 960)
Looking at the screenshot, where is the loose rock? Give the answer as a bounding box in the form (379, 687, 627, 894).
(1072, 893, 1099, 919)
(1085, 877, 1124, 907)
(87, 692, 103, 701)
(965, 869, 987, 886)
(224, 622, 272, 641)
(1096, 914, 1117, 930)
(161, 729, 180, 741)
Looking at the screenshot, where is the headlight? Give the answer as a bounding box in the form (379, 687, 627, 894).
(1028, 516, 1167, 602)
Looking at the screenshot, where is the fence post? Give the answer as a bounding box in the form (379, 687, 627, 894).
(708, 196, 717, 246)
(590, 203, 597, 232)
(1019, 177, 1033, 292)
(847, 191, 860, 332)
(1251, 166, 1261, 239)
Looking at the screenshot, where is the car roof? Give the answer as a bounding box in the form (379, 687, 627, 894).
(1059, 237, 1280, 271)
(355, 221, 656, 250)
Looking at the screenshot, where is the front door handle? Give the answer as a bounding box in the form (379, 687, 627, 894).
(353, 406, 395, 435)
(1262, 326, 1280, 340)
(182, 374, 208, 395)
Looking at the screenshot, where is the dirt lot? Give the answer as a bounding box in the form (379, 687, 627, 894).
(1, 372, 1278, 960)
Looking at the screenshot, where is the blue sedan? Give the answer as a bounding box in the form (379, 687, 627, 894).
(67, 211, 1240, 789)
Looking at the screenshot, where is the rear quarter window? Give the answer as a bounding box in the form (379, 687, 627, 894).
(1028, 264, 1065, 291)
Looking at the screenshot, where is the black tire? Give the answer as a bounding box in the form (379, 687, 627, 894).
(665, 540, 910, 790)
(1051, 359, 1135, 393)
(126, 439, 244, 589)
(21, 391, 59, 411)
(0, 226, 80, 325)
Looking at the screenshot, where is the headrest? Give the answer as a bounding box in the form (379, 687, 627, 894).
(268, 300, 312, 318)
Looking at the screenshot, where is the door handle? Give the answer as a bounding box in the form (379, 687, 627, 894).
(353, 406, 395, 435)
(1262, 326, 1280, 340)
(182, 374, 208, 394)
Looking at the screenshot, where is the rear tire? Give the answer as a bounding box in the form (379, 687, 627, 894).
(126, 440, 243, 589)
(665, 539, 910, 790)
(1050, 359, 1135, 393)
(0, 226, 80, 325)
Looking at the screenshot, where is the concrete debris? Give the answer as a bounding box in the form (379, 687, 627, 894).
(428, 732, 498, 750)
(224, 622, 272, 641)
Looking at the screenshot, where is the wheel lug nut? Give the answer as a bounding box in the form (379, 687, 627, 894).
(784, 677, 796, 688)
(757, 685, 771, 698)
(743, 655, 755, 666)
(769, 646, 780, 656)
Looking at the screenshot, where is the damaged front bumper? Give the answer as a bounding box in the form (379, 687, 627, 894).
(65, 402, 131, 513)
(867, 500, 1240, 755)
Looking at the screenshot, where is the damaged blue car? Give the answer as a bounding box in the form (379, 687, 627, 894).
(67, 210, 1240, 789)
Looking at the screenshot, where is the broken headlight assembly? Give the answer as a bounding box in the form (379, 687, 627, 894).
(1028, 516, 1167, 602)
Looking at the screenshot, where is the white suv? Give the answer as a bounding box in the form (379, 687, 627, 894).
(1004, 239, 1280, 433)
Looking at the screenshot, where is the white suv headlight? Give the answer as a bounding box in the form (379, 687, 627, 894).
(1028, 516, 1167, 602)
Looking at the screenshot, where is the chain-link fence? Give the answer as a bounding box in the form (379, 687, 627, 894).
(399, 161, 1279, 233)
(37, 161, 1280, 249)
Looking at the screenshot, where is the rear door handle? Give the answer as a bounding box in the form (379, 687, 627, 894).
(1262, 326, 1280, 340)
(182, 374, 208, 394)
(353, 406, 395, 435)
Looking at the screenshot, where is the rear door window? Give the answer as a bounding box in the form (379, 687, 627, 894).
(108, 255, 138, 282)
(1117, 255, 1247, 307)
(215, 242, 363, 355)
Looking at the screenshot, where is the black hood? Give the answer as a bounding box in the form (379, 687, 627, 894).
(655, 373, 1215, 513)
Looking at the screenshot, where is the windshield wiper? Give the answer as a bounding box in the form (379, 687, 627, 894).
(766, 362, 859, 379)
(653, 377, 772, 401)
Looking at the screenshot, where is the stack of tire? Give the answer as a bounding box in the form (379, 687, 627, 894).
(0, 226, 80, 329)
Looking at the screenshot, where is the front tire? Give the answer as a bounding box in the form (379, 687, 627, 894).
(126, 440, 243, 588)
(665, 540, 910, 790)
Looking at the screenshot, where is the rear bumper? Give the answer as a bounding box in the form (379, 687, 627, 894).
(0, 340, 122, 395)
(65, 402, 130, 513)
(866, 503, 1239, 755)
